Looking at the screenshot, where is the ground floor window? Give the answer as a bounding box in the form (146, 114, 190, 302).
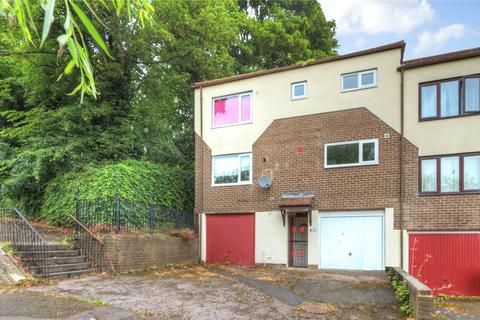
(212, 153, 252, 186)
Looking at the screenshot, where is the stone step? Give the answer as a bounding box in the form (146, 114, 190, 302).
(29, 262, 90, 275)
(14, 244, 72, 251)
(37, 269, 91, 279)
(22, 255, 86, 266)
(16, 249, 81, 258)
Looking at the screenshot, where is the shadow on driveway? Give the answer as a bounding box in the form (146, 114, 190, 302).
(1, 265, 402, 319)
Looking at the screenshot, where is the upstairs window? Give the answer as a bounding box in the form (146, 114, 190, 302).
(465, 76, 480, 112)
(212, 153, 252, 186)
(420, 153, 480, 194)
(213, 92, 252, 128)
(341, 69, 377, 92)
(324, 139, 379, 168)
(419, 75, 480, 120)
(291, 81, 307, 100)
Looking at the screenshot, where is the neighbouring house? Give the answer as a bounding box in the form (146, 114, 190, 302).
(193, 41, 480, 296)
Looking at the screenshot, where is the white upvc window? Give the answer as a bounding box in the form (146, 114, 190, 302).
(341, 69, 377, 92)
(324, 139, 379, 168)
(212, 92, 252, 128)
(212, 153, 252, 186)
(291, 81, 307, 100)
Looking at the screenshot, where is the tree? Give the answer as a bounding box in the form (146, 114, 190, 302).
(0, 0, 154, 100)
(0, 0, 338, 217)
(235, 0, 337, 71)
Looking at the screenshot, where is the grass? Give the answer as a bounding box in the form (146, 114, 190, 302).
(0, 242, 15, 254)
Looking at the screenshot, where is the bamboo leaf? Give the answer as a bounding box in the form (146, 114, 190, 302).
(41, 0, 56, 46)
(64, 59, 76, 74)
(69, 1, 113, 58)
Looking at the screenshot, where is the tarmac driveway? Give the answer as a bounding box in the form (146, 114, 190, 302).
(1, 265, 401, 319)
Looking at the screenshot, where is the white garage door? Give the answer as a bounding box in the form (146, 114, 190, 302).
(319, 211, 384, 270)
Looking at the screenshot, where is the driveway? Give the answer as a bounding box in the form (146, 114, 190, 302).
(1, 265, 401, 319)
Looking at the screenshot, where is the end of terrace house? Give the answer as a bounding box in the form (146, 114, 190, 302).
(193, 40, 480, 297)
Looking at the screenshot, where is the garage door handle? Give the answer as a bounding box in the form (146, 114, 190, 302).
(348, 252, 352, 256)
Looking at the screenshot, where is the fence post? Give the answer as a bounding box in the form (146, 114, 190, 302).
(175, 208, 180, 229)
(148, 205, 153, 230)
(75, 198, 80, 222)
(115, 195, 121, 231)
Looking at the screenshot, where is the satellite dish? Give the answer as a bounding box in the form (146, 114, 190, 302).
(258, 176, 272, 189)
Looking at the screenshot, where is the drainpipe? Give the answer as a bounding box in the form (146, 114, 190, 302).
(399, 65, 405, 270)
(199, 85, 204, 263)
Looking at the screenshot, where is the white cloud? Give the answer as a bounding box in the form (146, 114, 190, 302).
(321, 0, 435, 35)
(354, 37, 366, 49)
(414, 24, 469, 54)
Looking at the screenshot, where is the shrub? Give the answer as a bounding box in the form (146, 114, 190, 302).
(41, 160, 192, 226)
(167, 228, 196, 240)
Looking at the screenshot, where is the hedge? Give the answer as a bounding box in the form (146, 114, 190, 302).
(41, 160, 193, 226)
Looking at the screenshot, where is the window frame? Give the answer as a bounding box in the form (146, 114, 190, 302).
(419, 74, 480, 121)
(324, 138, 379, 169)
(464, 75, 480, 114)
(291, 81, 307, 100)
(212, 91, 253, 129)
(211, 153, 253, 187)
(341, 69, 378, 92)
(419, 152, 480, 195)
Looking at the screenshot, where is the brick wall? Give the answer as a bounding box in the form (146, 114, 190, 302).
(195, 107, 480, 231)
(196, 108, 406, 227)
(102, 234, 198, 273)
(403, 147, 480, 230)
(391, 267, 434, 320)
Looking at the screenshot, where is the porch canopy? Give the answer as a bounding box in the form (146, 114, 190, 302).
(279, 192, 314, 226)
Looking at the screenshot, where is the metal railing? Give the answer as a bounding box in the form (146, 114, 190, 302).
(0, 208, 49, 278)
(70, 215, 104, 273)
(76, 196, 194, 233)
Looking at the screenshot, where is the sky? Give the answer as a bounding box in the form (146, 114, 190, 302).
(319, 0, 480, 60)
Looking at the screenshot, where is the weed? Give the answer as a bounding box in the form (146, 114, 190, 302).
(90, 300, 107, 306)
(0, 242, 15, 254)
(387, 269, 413, 317)
(137, 310, 155, 318)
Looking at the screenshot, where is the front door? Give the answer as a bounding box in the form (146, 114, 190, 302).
(288, 213, 308, 267)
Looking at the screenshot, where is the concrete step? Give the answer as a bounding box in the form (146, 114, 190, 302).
(37, 269, 91, 279)
(22, 255, 86, 266)
(16, 249, 80, 258)
(14, 244, 72, 251)
(29, 262, 90, 275)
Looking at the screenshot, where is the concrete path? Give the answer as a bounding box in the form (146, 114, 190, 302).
(213, 267, 306, 306)
(0, 247, 25, 285)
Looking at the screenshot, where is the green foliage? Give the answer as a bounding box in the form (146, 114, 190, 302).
(41, 160, 192, 226)
(387, 269, 414, 317)
(1, 0, 154, 99)
(0, 0, 338, 223)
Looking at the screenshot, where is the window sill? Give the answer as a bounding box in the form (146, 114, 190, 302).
(419, 112, 480, 122)
(324, 162, 379, 169)
(291, 96, 307, 101)
(419, 191, 480, 196)
(211, 182, 252, 187)
(212, 121, 252, 129)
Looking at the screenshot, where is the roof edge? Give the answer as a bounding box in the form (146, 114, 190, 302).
(193, 41, 406, 89)
(401, 47, 480, 70)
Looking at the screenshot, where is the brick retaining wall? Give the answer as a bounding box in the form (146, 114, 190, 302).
(391, 267, 434, 320)
(101, 234, 199, 273)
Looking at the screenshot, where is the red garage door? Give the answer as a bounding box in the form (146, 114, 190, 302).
(206, 213, 255, 266)
(409, 233, 480, 296)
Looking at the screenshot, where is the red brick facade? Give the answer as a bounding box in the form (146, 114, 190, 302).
(195, 107, 480, 231)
